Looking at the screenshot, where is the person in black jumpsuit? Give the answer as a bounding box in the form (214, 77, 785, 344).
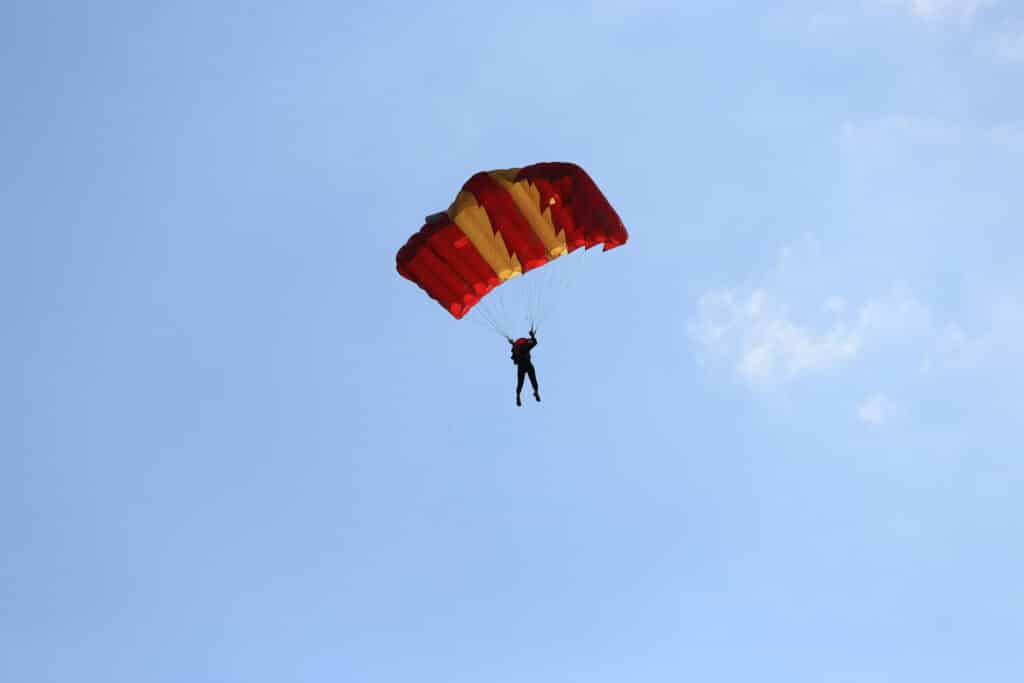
(508, 330, 540, 406)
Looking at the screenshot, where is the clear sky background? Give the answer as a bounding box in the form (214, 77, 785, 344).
(4, 1, 1023, 681)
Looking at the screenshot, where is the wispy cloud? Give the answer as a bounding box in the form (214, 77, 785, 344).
(693, 107, 1023, 416)
(689, 240, 934, 389)
(690, 237, 1022, 392)
(690, 286, 936, 388)
(690, 288, 862, 386)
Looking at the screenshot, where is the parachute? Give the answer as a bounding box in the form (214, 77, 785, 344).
(395, 162, 628, 320)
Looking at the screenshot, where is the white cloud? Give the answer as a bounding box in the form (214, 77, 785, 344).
(689, 238, 935, 388)
(693, 269, 1024, 390)
(692, 106, 1023, 428)
(690, 288, 863, 386)
(690, 286, 934, 387)
(689, 231, 1023, 393)
(857, 393, 901, 426)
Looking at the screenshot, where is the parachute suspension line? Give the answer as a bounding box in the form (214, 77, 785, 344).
(528, 264, 552, 333)
(533, 258, 557, 332)
(468, 243, 593, 340)
(470, 306, 498, 337)
(530, 245, 589, 335)
(527, 270, 540, 332)
(532, 265, 552, 333)
(531, 262, 552, 333)
(492, 291, 512, 340)
(499, 285, 511, 334)
(470, 291, 512, 340)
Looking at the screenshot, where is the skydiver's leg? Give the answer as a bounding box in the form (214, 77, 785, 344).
(527, 365, 540, 401)
(516, 365, 526, 406)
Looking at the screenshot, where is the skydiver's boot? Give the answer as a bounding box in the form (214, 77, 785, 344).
(516, 395, 522, 407)
(534, 391, 541, 402)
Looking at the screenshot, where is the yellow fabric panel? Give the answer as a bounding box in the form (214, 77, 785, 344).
(448, 190, 522, 280)
(488, 170, 568, 258)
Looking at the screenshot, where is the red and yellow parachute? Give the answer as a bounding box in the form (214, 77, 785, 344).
(396, 162, 628, 318)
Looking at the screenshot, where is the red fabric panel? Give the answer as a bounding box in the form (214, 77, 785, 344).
(516, 162, 628, 252)
(426, 221, 501, 297)
(422, 247, 478, 311)
(524, 176, 586, 251)
(396, 218, 497, 318)
(462, 172, 549, 272)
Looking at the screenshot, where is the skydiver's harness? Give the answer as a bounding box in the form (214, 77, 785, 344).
(510, 339, 533, 366)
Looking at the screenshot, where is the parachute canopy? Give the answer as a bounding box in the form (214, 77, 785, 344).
(396, 162, 628, 319)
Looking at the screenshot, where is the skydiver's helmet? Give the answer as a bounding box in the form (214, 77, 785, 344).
(514, 338, 530, 346)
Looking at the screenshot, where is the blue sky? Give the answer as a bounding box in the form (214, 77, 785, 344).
(4, 1, 1022, 681)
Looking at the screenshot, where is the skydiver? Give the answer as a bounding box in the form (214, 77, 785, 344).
(507, 329, 540, 407)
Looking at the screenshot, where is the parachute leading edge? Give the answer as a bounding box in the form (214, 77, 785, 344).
(395, 162, 629, 319)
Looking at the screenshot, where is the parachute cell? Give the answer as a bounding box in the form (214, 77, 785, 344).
(396, 162, 628, 318)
